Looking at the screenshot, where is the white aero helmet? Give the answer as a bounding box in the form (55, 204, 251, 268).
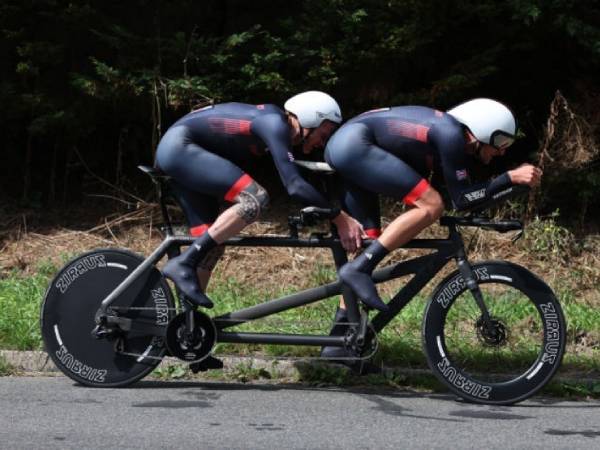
(447, 98, 517, 149)
(284, 91, 342, 128)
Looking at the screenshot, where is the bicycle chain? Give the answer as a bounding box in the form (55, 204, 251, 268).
(109, 306, 379, 363)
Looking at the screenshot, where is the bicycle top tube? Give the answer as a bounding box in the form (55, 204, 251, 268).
(166, 233, 456, 251)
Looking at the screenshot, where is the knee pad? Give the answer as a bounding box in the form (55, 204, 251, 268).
(234, 181, 269, 223)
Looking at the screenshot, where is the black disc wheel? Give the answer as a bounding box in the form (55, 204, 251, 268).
(41, 249, 175, 387)
(423, 261, 566, 405)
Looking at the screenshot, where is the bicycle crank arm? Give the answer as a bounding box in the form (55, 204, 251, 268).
(355, 311, 370, 346)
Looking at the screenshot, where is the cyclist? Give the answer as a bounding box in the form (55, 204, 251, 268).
(156, 91, 365, 309)
(321, 98, 542, 357)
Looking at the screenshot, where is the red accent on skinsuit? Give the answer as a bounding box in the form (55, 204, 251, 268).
(365, 228, 382, 239)
(224, 174, 254, 202)
(190, 223, 212, 237)
(403, 179, 430, 205)
(207, 118, 252, 135)
(386, 120, 429, 143)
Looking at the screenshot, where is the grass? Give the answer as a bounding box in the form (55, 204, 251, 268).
(0, 260, 58, 350)
(542, 379, 600, 399)
(0, 355, 16, 376)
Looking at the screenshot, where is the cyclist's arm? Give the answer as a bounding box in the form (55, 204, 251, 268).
(430, 125, 515, 211)
(252, 114, 331, 208)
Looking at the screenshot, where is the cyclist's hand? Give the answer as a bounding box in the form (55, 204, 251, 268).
(332, 211, 365, 253)
(508, 164, 543, 187)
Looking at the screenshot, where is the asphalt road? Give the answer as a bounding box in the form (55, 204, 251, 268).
(1, 376, 599, 449)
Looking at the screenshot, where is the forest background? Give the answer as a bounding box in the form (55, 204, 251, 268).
(1, 0, 599, 221)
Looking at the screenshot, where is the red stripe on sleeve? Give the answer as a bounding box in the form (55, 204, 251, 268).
(190, 223, 212, 237)
(365, 228, 382, 239)
(224, 174, 254, 202)
(403, 179, 430, 206)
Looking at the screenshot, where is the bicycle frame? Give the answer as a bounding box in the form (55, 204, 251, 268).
(97, 224, 465, 350)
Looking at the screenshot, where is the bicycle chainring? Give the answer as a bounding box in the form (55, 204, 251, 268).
(166, 311, 216, 363)
(343, 325, 378, 360)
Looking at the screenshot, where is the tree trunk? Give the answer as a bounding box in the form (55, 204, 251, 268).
(116, 127, 127, 187)
(49, 137, 58, 205)
(22, 130, 33, 203)
(62, 145, 73, 206)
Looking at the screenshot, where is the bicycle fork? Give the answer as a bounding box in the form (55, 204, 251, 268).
(455, 250, 496, 336)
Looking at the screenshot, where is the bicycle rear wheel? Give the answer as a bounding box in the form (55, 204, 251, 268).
(423, 261, 566, 405)
(41, 249, 175, 387)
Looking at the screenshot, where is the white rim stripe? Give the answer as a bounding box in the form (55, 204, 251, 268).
(527, 362, 544, 380)
(137, 345, 153, 363)
(53, 325, 63, 346)
(490, 275, 512, 282)
(107, 262, 128, 270)
(436, 335, 446, 358)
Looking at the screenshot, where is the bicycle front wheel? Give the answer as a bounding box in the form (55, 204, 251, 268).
(423, 261, 566, 405)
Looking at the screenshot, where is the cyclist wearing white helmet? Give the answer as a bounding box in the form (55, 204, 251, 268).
(448, 98, 517, 163)
(156, 91, 363, 313)
(320, 99, 541, 358)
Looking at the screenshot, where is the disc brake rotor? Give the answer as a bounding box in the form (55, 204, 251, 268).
(476, 316, 508, 347)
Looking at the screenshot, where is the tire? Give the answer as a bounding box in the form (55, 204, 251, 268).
(41, 248, 175, 387)
(423, 261, 566, 405)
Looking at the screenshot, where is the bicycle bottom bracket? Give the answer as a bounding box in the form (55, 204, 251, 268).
(476, 316, 508, 347)
(166, 311, 216, 362)
(343, 326, 377, 358)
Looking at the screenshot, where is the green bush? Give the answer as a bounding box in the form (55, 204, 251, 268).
(0, 262, 56, 350)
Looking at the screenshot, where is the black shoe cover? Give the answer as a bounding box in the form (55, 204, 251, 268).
(189, 355, 224, 373)
(163, 255, 214, 308)
(339, 265, 389, 312)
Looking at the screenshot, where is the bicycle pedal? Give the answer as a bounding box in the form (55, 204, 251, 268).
(189, 356, 224, 373)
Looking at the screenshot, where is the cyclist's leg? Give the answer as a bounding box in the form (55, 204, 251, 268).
(322, 180, 382, 357)
(167, 184, 226, 370)
(336, 180, 381, 311)
(157, 126, 269, 241)
(157, 126, 269, 306)
(327, 129, 443, 310)
(340, 180, 382, 240)
(169, 182, 223, 292)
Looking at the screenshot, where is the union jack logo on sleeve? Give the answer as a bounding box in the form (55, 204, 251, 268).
(456, 169, 468, 180)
